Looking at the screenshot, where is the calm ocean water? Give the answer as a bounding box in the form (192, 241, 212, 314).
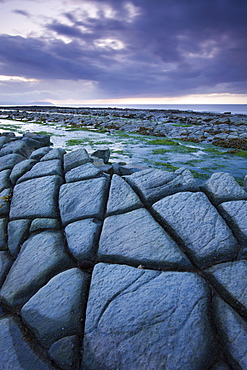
(77, 104, 247, 115)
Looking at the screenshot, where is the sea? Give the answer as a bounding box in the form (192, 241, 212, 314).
(70, 104, 247, 115)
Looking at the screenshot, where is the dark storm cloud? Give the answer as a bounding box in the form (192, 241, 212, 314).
(1, 0, 247, 98)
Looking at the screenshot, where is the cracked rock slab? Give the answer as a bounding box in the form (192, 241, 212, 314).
(65, 218, 102, 262)
(0, 140, 29, 158)
(10, 175, 63, 220)
(0, 218, 7, 251)
(0, 251, 12, 286)
(8, 219, 31, 257)
(0, 153, 25, 171)
(218, 200, 247, 249)
(63, 149, 91, 173)
(152, 191, 238, 269)
(65, 162, 102, 183)
(205, 260, 247, 318)
(125, 167, 198, 206)
(21, 268, 89, 348)
(17, 159, 63, 183)
(106, 174, 143, 216)
(213, 295, 247, 368)
(201, 172, 247, 205)
(0, 315, 54, 369)
(0, 169, 11, 192)
(40, 148, 66, 161)
(82, 263, 216, 370)
(10, 159, 36, 185)
(0, 231, 73, 309)
(59, 177, 109, 226)
(99, 208, 191, 269)
(49, 335, 81, 370)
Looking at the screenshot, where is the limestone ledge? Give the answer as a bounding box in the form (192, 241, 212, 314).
(0, 133, 247, 370)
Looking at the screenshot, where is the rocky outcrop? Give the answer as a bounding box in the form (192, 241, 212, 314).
(0, 133, 246, 369)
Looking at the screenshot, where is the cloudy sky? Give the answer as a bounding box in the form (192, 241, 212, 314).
(0, 0, 247, 105)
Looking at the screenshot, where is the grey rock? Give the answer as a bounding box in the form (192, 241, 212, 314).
(0, 169, 11, 192)
(0, 188, 12, 216)
(106, 174, 143, 216)
(0, 218, 7, 251)
(82, 263, 216, 369)
(40, 147, 66, 161)
(201, 172, 247, 205)
(92, 148, 110, 163)
(23, 132, 51, 146)
(10, 159, 37, 185)
(21, 268, 89, 348)
(64, 149, 91, 173)
(59, 178, 109, 226)
(0, 315, 54, 369)
(49, 335, 81, 370)
(29, 147, 52, 161)
(21, 136, 44, 150)
(218, 200, 247, 247)
(0, 251, 12, 286)
(0, 136, 9, 148)
(0, 231, 73, 309)
(17, 159, 63, 183)
(65, 162, 102, 183)
(244, 175, 247, 191)
(152, 192, 238, 269)
(210, 360, 231, 370)
(205, 260, 247, 317)
(10, 175, 63, 220)
(125, 167, 198, 206)
(0, 140, 29, 158)
(119, 164, 149, 176)
(0, 153, 25, 171)
(99, 208, 191, 269)
(8, 219, 31, 257)
(213, 295, 247, 368)
(30, 218, 60, 232)
(65, 219, 101, 262)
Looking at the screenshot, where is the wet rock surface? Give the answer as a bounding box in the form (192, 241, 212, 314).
(0, 133, 246, 369)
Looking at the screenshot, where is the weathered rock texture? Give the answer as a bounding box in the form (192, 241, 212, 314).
(0, 133, 246, 369)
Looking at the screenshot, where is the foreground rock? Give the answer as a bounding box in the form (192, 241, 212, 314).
(0, 135, 246, 369)
(82, 263, 216, 369)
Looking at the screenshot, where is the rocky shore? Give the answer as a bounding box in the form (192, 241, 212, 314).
(0, 131, 247, 369)
(1, 106, 247, 150)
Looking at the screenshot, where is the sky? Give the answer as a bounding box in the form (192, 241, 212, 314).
(0, 0, 247, 105)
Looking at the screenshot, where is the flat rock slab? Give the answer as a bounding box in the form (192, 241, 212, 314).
(0, 218, 7, 251)
(106, 174, 143, 216)
(8, 219, 31, 257)
(0, 315, 54, 369)
(65, 219, 102, 262)
(219, 200, 247, 247)
(0, 188, 12, 216)
(99, 208, 191, 269)
(152, 191, 238, 269)
(201, 172, 247, 205)
(0, 231, 73, 309)
(0, 251, 12, 286)
(205, 260, 247, 317)
(0, 140, 29, 157)
(10, 159, 36, 185)
(0, 153, 25, 171)
(59, 177, 109, 226)
(30, 218, 60, 232)
(10, 175, 63, 220)
(213, 295, 247, 368)
(0, 169, 11, 192)
(17, 159, 62, 183)
(64, 149, 91, 173)
(49, 335, 81, 370)
(29, 147, 52, 160)
(40, 148, 66, 161)
(125, 167, 198, 206)
(65, 162, 102, 183)
(21, 268, 89, 348)
(82, 263, 216, 369)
